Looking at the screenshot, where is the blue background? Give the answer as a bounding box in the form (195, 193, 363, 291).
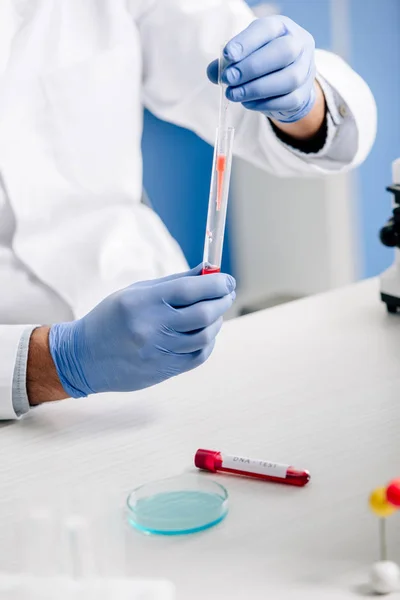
(142, 0, 400, 279)
(349, 0, 400, 277)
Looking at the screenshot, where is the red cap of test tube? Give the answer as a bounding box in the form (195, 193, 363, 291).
(195, 449, 221, 472)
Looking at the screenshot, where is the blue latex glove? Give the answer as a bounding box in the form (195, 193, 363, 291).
(49, 266, 236, 397)
(207, 16, 317, 123)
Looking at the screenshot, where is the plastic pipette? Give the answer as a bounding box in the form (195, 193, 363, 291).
(202, 50, 235, 275)
(216, 53, 229, 211)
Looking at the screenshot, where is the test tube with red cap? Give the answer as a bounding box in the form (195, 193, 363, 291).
(195, 449, 310, 487)
(202, 48, 235, 276)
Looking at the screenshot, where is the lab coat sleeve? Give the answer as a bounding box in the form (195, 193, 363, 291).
(0, 325, 32, 420)
(136, 0, 377, 176)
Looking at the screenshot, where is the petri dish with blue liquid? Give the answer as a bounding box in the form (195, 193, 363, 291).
(126, 475, 228, 536)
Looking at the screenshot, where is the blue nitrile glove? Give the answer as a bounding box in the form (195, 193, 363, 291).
(49, 266, 236, 397)
(207, 16, 317, 123)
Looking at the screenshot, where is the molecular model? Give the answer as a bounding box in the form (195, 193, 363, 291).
(369, 479, 400, 595)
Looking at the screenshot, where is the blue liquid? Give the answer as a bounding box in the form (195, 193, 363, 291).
(128, 490, 228, 536)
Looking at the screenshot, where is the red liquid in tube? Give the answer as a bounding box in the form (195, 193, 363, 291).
(201, 266, 221, 275)
(216, 154, 226, 211)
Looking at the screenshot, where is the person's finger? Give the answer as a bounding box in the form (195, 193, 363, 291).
(162, 273, 236, 308)
(177, 340, 216, 374)
(223, 16, 287, 63)
(222, 36, 301, 87)
(133, 264, 203, 289)
(165, 317, 224, 354)
(242, 78, 315, 114)
(171, 293, 235, 332)
(227, 53, 310, 104)
(207, 59, 219, 85)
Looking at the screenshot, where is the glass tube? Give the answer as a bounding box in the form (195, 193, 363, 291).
(202, 126, 235, 274)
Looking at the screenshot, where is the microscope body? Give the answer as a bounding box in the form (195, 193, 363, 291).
(380, 158, 400, 313)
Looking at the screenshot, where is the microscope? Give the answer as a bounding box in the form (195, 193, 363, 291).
(380, 158, 400, 313)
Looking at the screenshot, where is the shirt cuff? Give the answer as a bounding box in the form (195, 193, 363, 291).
(12, 326, 38, 417)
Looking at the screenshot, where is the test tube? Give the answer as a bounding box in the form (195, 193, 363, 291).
(202, 50, 235, 275)
(62, 516, 97, 580)
(195, 449, 310, 487)
(202, 127, 234, 275)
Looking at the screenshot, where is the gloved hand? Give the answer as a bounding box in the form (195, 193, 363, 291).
(49, 266, 236, 397)
(207, 16, 317, 123)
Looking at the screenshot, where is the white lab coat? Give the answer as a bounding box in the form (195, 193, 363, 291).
(0, 0, 377, 418)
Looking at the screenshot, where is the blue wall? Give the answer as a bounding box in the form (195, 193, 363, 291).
(349, 0, 400, 277)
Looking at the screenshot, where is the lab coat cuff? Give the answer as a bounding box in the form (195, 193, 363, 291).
(0, 325, 34, 420)
(12, 326, 38, 417)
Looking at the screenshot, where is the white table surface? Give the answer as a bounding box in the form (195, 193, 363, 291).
(1, 278, 400, 599)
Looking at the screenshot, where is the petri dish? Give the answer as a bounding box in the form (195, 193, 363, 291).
(126, 475, 228, 536)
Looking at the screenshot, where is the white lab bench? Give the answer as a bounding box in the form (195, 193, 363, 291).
(1, 278, 400, 599)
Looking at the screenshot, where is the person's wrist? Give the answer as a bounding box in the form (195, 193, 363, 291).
(49, 321, 94, 399)
(27, 326, 68, 406)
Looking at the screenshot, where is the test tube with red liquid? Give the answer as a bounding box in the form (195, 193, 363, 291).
(195, 449, 310, 487)
(202, 49, 235, 276)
